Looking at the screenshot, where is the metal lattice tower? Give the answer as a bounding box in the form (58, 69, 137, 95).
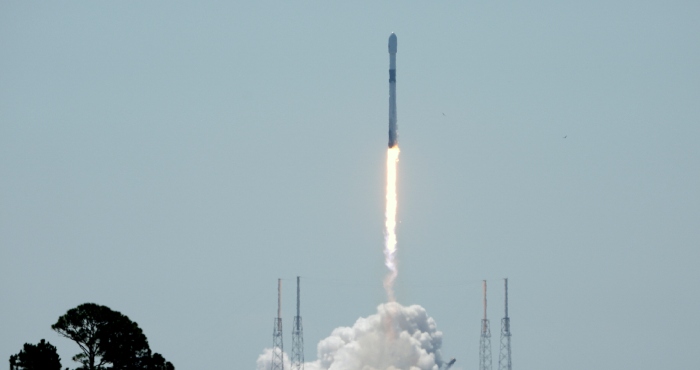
(479, 280, 492, 370)
(291, 276, 304, 370)
(271, 279, 284, 370)
(498, 278, 512, 370)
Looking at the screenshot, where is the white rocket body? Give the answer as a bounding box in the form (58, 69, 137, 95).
(388, 33, 398, 148)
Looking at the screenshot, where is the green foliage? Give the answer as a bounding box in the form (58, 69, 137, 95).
(10, 339, 62, 370)
(51, 303, 173, 370)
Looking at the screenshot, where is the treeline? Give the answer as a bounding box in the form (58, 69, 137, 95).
(9, 303, 174, 370)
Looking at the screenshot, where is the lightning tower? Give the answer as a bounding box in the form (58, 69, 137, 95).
(291, 276, 304, 370)
(498, 278, 512, 370)
(271, 279, 284, 370)
(479, 280, 492, 370)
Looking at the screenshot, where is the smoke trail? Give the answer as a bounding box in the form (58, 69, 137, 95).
(256, 302, 445, 370)
(383, 146, 400, 302)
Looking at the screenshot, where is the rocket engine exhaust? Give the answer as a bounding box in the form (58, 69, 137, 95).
(384, 146, 399, 302)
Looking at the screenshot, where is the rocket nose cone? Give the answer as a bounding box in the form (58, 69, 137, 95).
(388, 33, 397, 53)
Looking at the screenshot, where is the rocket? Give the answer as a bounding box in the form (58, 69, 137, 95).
(388, 33, 398, 148)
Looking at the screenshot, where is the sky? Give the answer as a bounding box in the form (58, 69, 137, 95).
(2, 1, 699, 369)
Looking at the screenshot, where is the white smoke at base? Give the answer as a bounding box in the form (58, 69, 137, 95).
(256, 302, 445, 370)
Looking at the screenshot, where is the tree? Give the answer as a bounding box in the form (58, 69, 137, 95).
(52, 303, 173, 370)
(51, 303, 113, 370)
(10, 339, 62, 370)
(149, 353, 175, 370)
(98, 310, 151, 370)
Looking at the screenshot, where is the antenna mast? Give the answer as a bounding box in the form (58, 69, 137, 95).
(479, 280, 492, 370)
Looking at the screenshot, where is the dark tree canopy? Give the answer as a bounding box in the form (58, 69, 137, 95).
(52, 303, 174, 370)
(149, 353, 175, 370)
(51, 303, 112, 369)
(98, 310, 151, 370)
(10, 339, 62, 370)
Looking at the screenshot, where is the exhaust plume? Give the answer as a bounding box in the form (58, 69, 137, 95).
(256, 302, 445, 370)
(383, 146, 400, 301)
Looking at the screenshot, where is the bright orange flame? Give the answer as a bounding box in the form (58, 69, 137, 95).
(384, 146, 400, 302)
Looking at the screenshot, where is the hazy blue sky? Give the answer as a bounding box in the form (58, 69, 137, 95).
(2, 1, 699, 369)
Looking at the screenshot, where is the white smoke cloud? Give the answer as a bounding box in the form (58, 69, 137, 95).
(256, 302, 445, 370)
(257, 348, 291, 370)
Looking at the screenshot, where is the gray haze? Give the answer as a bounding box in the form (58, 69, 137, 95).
(2, 2, 699, 370)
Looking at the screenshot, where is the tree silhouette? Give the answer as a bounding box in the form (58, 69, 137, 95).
(10, 339, 62, 370)
(97, 310, 151, 369)
(149, 353, 175, 370)
(52, 303, 173, 370)
(51, 303, 112, 369)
